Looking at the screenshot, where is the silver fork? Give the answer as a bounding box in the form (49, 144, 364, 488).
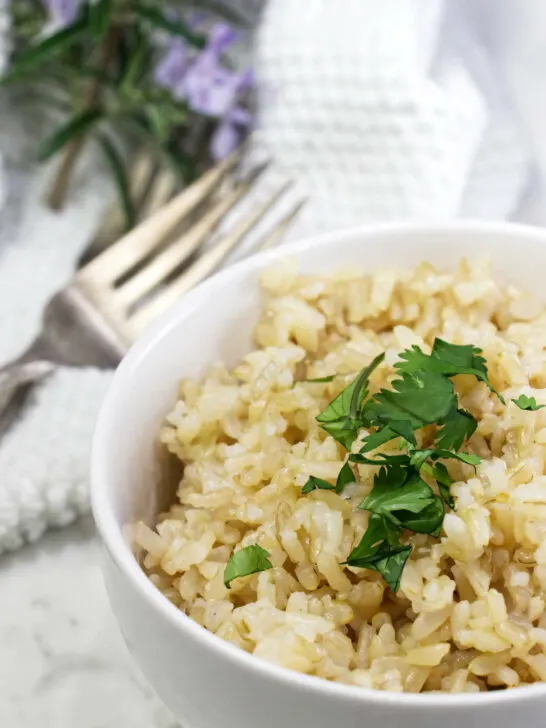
(80, 149, 182, 265)
(0, 151, 304, 432)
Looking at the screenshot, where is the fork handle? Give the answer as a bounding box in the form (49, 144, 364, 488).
(0, 359, 55, 435)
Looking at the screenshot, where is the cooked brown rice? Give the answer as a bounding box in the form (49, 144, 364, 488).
(135, 257, 546, 693)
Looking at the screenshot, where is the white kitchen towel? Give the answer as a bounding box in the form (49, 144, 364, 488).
(0, 161, 114, 552)
(251, 0, 531, 239)
(0, 0, 544, 553)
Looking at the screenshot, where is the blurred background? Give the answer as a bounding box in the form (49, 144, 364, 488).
(2, 1, 546, 726)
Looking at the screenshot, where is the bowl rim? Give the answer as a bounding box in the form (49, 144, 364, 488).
(91, 220, 546, 708)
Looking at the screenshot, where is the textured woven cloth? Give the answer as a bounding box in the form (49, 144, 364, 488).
(0, 0, 544, 553)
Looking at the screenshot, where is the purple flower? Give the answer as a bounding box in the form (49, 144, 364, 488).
(210, 72, 254, 160)
(154, 40, 191, 99)
(208, 23, 239, 54)
(183, 57, 239, 117)
(211, 106, 252, 161)
(42, 0, 81, 29)
(153, 21, 253, 160)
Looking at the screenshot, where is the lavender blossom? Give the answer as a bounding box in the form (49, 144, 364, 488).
(208, 23, 239, 54)
(42, 0, 81, 30)
(154, 21, 253, 160)
(210, 73, 254, 160)
(154, 40, 191, 99)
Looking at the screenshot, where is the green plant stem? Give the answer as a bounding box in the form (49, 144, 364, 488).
(47, 24, 121, 210)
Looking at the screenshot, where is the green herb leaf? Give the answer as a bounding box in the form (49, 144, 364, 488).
(302, 476, 336, 495)
(446, 450, 481, 466)
(365, 544, 412, 592)
(346, 513, 388, 561)
(349, 354, 386, 420)
(513, 395, 546, 411)
(366, 544, 412, 593)
(362, 371, 456, 434)
(96, 133, 136, 232)
(383, 516, 403, 546)
(38, 108, 103, 161)
(387, 419, 417, 445)
(316, 353, 385, 450)
(3, 19, 87, 82)
(397, 496, 445, 537)
(224, 545, 273, 588)
(346, 521, 412, 593)
(133, 6, 206, 48)
(435, 406, 477, 450)
(358, 472, 436, 517)
(303, 375, 337, 383)
(410, 447, 481, 468)
(320, 338, 507, 591)
(374, 463, 409, 490)
(395, 338, 505, 403)
(350, 452, 411, 468)
(407, 448, 433, 470)
(161, 143, 198, 186)
(336, 461, 355, 493)
(88, 0, 112, 38)
(410, 447, 472, 466)
(431, 462, 455, 508)
(360, 425, 398, 453)
(432, 338, 488, 375)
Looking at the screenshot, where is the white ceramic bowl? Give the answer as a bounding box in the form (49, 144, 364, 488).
(92, 222, 546, 728)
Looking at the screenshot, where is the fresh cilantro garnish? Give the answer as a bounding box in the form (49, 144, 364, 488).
(435, 405, 477, 450)
(345, 514, 412, 592)
(358, 470, 439, 518)
(395, 338, 505, 404)
(316, 353, 385, 449)
(349, 542, 413, 593)
(358, 468, 444, 536)
(361, 371, 456, 452)
(359, 425, 398, 453)
(513, 394, 545, 411)
(302, 475, 336, 494)
(302, 462, 355, 495)
(426, 462, 455, 508)
(409, 447, 481, 468)
(336, 461, 355, 493)
(224, 545, 272, 588)
(364, 371, 455, 429)
(302, 337, 509, 591)
(350, 452, 412, 467)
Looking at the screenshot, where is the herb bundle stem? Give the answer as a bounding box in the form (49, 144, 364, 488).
(47, 23, 122, 210)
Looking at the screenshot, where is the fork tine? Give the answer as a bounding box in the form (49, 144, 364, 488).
(80, 150, 159, 265)
(129, 182, 297, 337)
(256, 199, 307, 252)
(137, 167, 180, 221)
(78, 148, 242, 285)
(114, 163, 270, 308)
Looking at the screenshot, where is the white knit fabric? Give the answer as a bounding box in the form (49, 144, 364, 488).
(0, 162, 114, 553)
(252, 0, 530, 241)
(0, 0, 542, 553)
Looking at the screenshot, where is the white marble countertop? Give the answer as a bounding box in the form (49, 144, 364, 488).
(0, 519, 179, 728)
